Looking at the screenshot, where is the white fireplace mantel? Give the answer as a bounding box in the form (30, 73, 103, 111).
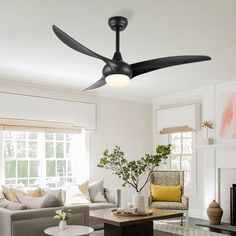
(196, 144, 236, 149)
(196, 144, 236, 222)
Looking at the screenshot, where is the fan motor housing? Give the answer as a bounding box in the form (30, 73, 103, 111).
(102, 63, 132, 78)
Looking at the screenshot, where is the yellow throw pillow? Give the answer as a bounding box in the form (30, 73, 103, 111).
(78, 180, 90, 200)
(27, 187, 43, 197)
(151, 184, 181, 202)
(2, 186, 27, 202)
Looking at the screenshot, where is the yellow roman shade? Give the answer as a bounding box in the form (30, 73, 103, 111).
(0, 118, 82, 133)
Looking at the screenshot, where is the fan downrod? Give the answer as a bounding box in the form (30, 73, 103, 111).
(108, 16, 128, 31)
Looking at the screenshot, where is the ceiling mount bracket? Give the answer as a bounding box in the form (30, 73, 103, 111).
(108, 16, 128, 32)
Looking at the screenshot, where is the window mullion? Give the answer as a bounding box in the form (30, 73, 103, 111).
(39, 132, 45, 187)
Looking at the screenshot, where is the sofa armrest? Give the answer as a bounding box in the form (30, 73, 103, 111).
(181, 195, 189, 209)
(0, 207, 12, 236)
(104, 188, 121, 207)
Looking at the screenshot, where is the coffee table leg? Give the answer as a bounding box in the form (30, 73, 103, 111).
(104, 221, 153, 236)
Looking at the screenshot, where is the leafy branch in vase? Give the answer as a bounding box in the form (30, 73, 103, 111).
(97, 145, 171, 192)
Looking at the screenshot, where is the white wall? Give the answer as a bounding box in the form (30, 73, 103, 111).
(153, 81, 236, 220)
(0, 81, 153, 206)
(90, 97, 152, 206)
(4, 78, 236, 218)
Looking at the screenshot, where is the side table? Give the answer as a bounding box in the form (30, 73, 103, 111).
(44, 225, 94, 236)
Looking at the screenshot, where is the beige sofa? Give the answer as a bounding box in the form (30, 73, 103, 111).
(88, 188, 121, 228)
(0, 187, 120, 236)
(0, 205, 89, 236)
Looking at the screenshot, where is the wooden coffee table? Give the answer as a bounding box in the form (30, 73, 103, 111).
(90, 208, 183, 236)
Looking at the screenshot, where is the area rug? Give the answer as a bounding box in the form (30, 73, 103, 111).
(154, 221, 226, 236)
(91, 229, 182, 236)
(196, 223, 236, 233)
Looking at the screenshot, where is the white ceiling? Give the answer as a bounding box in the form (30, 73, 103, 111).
(0, 0, 236, 99)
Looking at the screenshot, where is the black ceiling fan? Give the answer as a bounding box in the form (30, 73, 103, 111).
(52, 16, 211, 91)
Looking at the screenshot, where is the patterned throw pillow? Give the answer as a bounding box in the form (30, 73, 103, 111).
(1, 186, 27, 202)
(1, 186, 44, 202)
(78, 180, 90, 200)
(27, 187, 43, 197)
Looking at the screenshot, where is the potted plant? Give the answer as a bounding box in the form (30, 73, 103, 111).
(54, 209, 71, 230)
(97, 145, 171, 212)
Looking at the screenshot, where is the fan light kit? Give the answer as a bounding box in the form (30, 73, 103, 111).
(105, 74, 130, 88)
(52, 16, 211, 91)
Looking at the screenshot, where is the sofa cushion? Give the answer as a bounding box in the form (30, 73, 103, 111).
(17, 194, 63, 209)
(89, 179, 107, 203)
(88, 202, 116, 210)
(151, 201, 188, 210)
(0, 199, 27, 210)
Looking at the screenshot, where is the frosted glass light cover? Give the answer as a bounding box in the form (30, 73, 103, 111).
(105, 74, 130, 88)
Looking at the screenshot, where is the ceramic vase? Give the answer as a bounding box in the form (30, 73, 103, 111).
(202, 138, 214, 145)
(132, 192, 145, 213)
(207, 200, 223, 225)
(59, 220, 67, 230)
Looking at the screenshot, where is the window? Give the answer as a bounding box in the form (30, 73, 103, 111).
(45, 133, 72, 188)
(1, 130, 87, 188)
(169, 131, 195, 192)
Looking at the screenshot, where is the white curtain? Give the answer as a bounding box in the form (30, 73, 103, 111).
(71, 129, 89, 183)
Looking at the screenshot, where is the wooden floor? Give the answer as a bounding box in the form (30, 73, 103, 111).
(170, 217, 236, 236)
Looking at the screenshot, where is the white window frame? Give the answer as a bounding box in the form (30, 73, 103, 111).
(0, 131, 86, 188)
(168, 131, 197, 196)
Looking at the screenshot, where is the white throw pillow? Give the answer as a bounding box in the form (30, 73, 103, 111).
(89, 179, 107, 203)
(65, 185, 91, 205)
(93, 192, 108, 203)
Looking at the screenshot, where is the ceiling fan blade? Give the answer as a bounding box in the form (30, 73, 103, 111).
(83, 78, 106, 91)
(130, 55, 211, 78)
(52, 25, 114, 66)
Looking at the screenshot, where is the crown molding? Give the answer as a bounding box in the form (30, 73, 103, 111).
(0, 79, 152, 104)
(152, 86, 214, 105)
